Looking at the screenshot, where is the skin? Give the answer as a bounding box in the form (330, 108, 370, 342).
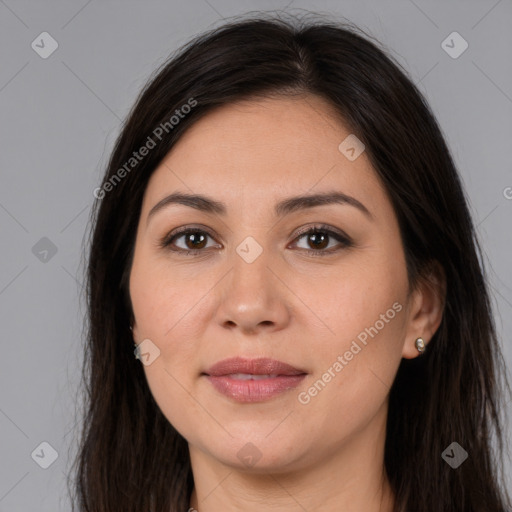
(129, 94, 445, 511)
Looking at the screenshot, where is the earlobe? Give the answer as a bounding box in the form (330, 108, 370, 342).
(402, 260, 446, 359)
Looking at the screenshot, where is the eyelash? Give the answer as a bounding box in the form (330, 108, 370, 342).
(159, 224, 353, 257)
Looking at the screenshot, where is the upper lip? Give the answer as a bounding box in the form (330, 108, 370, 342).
(204, 357, 307, 377)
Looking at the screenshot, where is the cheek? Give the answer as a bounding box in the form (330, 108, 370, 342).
(290, 243, 408, 351)
(291, 246, 408, 418)
(295, 302, 406, 443)
(131, 264, 210, 438)
(130, 256, 210, 412)
(130, 250, 214, 341)
(142, 358, 207, 444)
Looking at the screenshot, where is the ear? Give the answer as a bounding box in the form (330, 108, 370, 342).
(402, 260, 446, 359)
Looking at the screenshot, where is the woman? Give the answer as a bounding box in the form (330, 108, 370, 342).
(71, 12, 512, 512)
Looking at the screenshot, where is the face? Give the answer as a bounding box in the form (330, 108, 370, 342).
(129, 94, 427, 473)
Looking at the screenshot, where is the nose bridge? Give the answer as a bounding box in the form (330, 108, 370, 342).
(228, 240, 274, 306)
(214, 237, 290, 332)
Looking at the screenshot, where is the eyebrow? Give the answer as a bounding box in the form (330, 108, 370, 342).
(147, 190, 373, 226)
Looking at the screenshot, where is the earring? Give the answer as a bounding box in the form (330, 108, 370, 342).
(415, 337, 426, 353)
(130, 325, 139, 361)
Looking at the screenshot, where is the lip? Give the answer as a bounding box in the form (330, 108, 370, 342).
(203, 357, 307, 403)
(205, 357, 306, 377)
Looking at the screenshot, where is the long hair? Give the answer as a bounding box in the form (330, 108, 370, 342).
(70, 11, 512, 511)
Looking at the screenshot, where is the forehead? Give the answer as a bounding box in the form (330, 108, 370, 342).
(141, 94, 388, 219)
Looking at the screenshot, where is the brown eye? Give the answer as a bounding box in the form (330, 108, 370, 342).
(181, 232, 208, 250)
(305, 232, 329, 250)
(291, 225, 352, 256)
(160, 228, 218, 254)
(160, 224, 352, 257)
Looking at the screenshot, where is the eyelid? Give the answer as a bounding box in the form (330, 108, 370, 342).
(291, 223, 350, 244)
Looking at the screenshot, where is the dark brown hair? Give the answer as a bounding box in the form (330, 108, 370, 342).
(70, 11, 512, 511)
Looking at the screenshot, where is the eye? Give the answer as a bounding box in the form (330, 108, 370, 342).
(159, 224, 352, 257)
(290, 224, 352, 256)
(159, 227, 219, 255)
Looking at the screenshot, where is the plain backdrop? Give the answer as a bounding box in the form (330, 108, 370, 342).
(0, 0, 511, 509)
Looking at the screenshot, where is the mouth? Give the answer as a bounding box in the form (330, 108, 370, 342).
(203, 357, 308, 403)
(225, 373, 281, 380)
(204, 356, 307, 377)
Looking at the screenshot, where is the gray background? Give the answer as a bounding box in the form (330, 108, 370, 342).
(0, 0, 511, 509)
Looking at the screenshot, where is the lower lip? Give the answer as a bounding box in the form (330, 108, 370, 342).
(205, 374, 307, 402)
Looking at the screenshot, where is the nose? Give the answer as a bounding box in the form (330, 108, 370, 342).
(214, 247, 291, 335)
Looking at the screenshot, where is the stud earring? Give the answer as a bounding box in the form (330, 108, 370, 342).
(415, 337, 426, 353)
